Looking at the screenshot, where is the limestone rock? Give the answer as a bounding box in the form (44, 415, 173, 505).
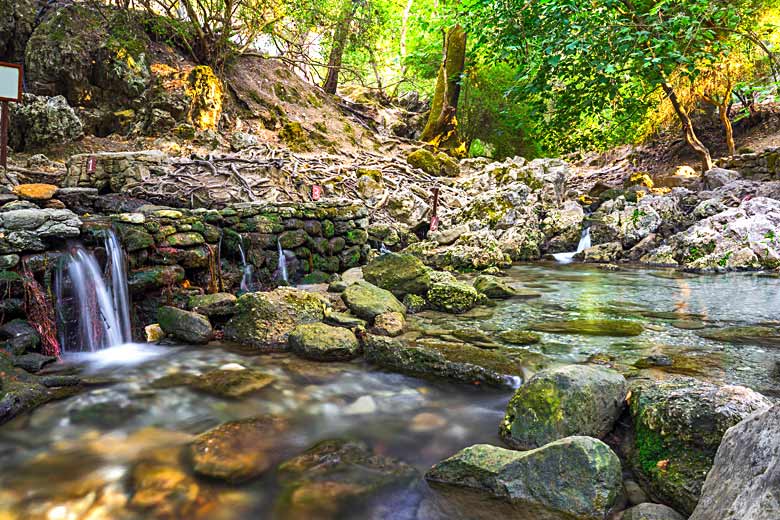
(501, 365, 627, 450)
(288, 322, 360, 361)
(157, 306, 212, 344)
(8, 94, 83, 151)
(690, 404, 780, 520)
(473, 274, 517, 299)
(190, 416, 289, 482)
(371, 311, 405, 337)
(341, 281, 405, 321)
(627, 377, 772, 515)
(425, 437, 622, 520)
(427, 275, 484, 314)
(362, 252, 431, 297)
(224, 287, 327, 350)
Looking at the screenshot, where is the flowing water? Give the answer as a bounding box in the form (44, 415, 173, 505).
(54, 231, 132, 353)
(277, 238, 289, 284)
(552, 225, 591, 264)
(237, 236, 254, 292)
(3, 263, 780, 518)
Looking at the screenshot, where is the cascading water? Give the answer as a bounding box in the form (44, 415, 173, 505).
(277, 239, 289, 284)
(55, 229, 132, 352)
(237, 235, 254, 292)
(552, 225, 592, 264)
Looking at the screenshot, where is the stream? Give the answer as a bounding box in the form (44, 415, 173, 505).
(1, 262, 778, 519)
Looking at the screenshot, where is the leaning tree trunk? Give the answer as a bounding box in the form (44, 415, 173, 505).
(662, 81, 713, 172)
(719, 102, 736, 158)
(322, 0, 356, 95)
(419, 24, 466, 152)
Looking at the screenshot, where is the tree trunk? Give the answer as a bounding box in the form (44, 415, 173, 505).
(322, 0, 356, 95)
(662, 81, 713, 172)
(419, 24, 466, 152)
(718, 103, 735, 158)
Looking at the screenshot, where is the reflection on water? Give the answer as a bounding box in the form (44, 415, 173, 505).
(1, 262, 780, 519)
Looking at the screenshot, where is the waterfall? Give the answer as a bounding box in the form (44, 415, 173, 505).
(237, 235, 254, 292)
(277, 239, 289, 284)
(553, 226, 592, 264)
(55, 230, 132, 352)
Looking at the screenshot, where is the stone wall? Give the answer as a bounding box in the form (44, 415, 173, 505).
(64, 151, 168, 192)
(715, 148, 780, 179)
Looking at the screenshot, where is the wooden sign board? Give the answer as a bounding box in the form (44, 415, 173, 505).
(0, 62, 22, 102)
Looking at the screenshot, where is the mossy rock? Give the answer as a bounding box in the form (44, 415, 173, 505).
(189, 368, 275, 398)
(697, 326, 780, 347)
(529, 319, 643, 337)
(280, 121, 312, 152)
(627, 377, 771, 515)
(164, 232, 204, 247)
(288, 322, 360, 361)
(224, 287, 327, 350)
(362, 334, 533, 388)
(427, 280, 484, 314)
(500, 365, 627, 450)
(473, 275, 518, 299)
(187, 293, 237, 317)
(128, 265, 184, 294)
(363, 253, 431, 297)
(341, 281, 405, 321)
(425, 438, 622, 520)
(157, 306, 212, 344)
(406, 148, 440, 176)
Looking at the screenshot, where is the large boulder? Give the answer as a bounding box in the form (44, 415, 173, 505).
(627, 377, 772, 515)
(501, 365, 627, 450)
(0, 0, 38, 63)
(224, 288, 327, 350)
(187, 292, 237, 317)
(9, 94, 84, 151)
(288, 322, 360, 361)
(189, 416, 289, 483)
(425, 437, 622, 520)
(427, 272, 484, 314)
(341, 281, 405, 321)
(363, 334, 527, 388)
(690, 404, 780, 520)
(156, 306, 212, 344)
(362, 253, 431, 297)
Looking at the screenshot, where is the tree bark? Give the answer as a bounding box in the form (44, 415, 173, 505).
(420, 24, 466, 151)
(322, 0, 356, 95)
(662, 81, 713, 172)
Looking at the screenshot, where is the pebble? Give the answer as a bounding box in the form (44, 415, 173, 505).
(219, 363, 246, 371)
(344, 395, 377, 415)
(410, 412, 448, 432)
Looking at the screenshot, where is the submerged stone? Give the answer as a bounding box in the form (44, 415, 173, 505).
(288, 322, 360, 361)
(192, 368, 275, 398)
(698, 325, 780, 347)
(500, 364, 627, 450)
(190, 416, 289, 483)
(498, 329, 541, 345)
(425, 437, 622, 520)
(529, 319, 644, 337)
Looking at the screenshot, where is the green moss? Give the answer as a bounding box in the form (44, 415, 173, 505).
(279, 121, 312, 152)
(635, 421, 668, 474)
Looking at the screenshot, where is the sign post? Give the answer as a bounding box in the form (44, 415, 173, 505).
(0, 62, 23, 169)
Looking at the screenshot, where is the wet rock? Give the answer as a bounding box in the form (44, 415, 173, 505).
(578, 242, 624, 263)
(501, 365, 627, 450)
(626, 377, 771, 515)
(324, 311, 366, 329)
(145, 323, 165, 342)
(189, 368, 275, 398)
(473, 274, 517, 299)
(410, 412, 448, 432)
(341, 281, 405, 321)
(621, 503, 686, 520)
(529, 319, 643, 337)
(371, 311, 405, 337)
(362, 252, 431, 297)
(624, 479, 649, 506)
(8, 94, 83, 151)
(498, 329, 541, 345)
(427, 275, 484, 314)
(69, 401, 142, 428)
(425, 437, 622, 520)
(698, 325, 780, 347)
(276, 439, 418, 520)
(0, 319, 40, 355)
(190, 416, 289, 483)
(363, 334, 526, 388)
(187, 292, 237, 317)
(224, 287, 327, 350)
(690, 404, 780, 520)
(157, 306, 213, 344)
(128, 265, 185, 294)
(288, 322, 360, 361)
(13, 353, 56, 373)
(402, 293, 427, 313)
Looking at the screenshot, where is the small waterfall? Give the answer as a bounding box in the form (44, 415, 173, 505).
(55, 230, 132, 353)
(237, 235, 254, 292)
(277, 239, 289, 284)
(379, 242, 391, 255)
(553, 225, 592, 264)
